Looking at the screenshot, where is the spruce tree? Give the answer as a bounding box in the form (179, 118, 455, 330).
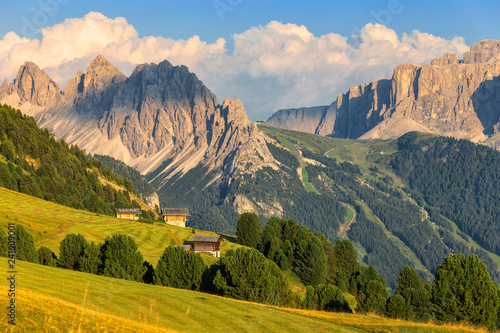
(37, 246, 57, 267)
(15, 224, 37, 263)
(236, 212, 262, 248)
(57, 234, 88, 270)
(0, 226, 7, 257)
(432, 254, 499, 330)
(99, 234, 146, 282)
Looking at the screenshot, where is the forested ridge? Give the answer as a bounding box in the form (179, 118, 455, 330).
(393, 132, 500, 256)
(0, 104, 140, 215)
(93, 154, 157, 201)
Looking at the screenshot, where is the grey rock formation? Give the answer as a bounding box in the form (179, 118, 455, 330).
(0, 55, 278, 212)
(2, 62, 62, 107)
(266, 106, 332, 135)
(431, 53, 460, 66)
(463, 40, 500, 64)
(266, 40, 500, 150)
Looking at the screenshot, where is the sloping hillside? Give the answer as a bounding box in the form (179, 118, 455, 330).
(258, 125, 500, 289)
(0, 258, 485, 332)
(0, 187, 241, 265)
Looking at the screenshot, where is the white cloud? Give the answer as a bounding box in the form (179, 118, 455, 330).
(0, 13, 469, 120)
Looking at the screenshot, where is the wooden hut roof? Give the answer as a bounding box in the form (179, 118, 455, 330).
(116, 208, 141, 214)
(161, 208, 190, 216)
(191, 234, 224, 243)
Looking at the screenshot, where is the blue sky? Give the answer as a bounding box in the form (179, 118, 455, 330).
(0, 1, 499, 119)
(2, 0, 498, 45)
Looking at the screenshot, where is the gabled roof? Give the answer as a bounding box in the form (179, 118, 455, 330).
(174, 245, 192, 251)
(116, 208, 141, 214)
(191, 234, 224, 243)
(161, 208, 190, 216)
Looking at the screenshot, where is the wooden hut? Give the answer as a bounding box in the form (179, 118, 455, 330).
(173, 245, 192, 252)
(191, 235, 224, 258)
(116, 208, 141, 220)
(161, 208, 189, 227)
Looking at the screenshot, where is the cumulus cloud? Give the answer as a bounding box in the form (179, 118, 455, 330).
(0, 12, 469, 120)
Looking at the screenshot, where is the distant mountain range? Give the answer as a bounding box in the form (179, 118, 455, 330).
(266, 40, 500, 150)
(2, 47, 500, 289)
(0, 55, 278, 208)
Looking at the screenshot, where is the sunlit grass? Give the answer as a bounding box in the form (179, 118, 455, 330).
(0, 187, 246, 265)
(0, 259, 485, 332)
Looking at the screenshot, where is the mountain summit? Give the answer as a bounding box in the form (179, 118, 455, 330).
(0, 55, 278, 207)
(266, 40, 500, 150)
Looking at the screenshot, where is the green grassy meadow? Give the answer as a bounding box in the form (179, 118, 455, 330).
(0, 259, 486, 332)
(0, 187, 243, 266)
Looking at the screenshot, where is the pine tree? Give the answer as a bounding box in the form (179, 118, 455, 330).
(99, 234, 146, 282)
(0, 226, 7, 257)
(155, 246, 206, 290)
(395, 265, 433, 321)
(202, 248, 290, 305)
(15, 224, 37, 263)
(80, 241, 102, 274)
(57, 234, 88, 270)
(37, 246, 57, 267)
(387, 295, 406, 319)
(432, 254, 499, 330)
(236, 212, 262, 248)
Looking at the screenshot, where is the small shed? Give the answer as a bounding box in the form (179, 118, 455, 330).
(173, 245, 192, 252)
(116, 208, 141, 220)
(161, 208, 189, 227)
(191, 234, 224, 258)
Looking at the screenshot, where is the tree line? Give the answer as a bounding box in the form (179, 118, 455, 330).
(0, 104, 142, 216)
(1, 219, 499, 330)
(235, 213, 500, 330)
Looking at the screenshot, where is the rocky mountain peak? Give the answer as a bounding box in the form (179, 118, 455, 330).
(65, 55, 126, 111)
(431, 53, 459, 66)
(221, 97, 250, 125)
(7, 61, 62, 107)
(463, 40, 500, 64)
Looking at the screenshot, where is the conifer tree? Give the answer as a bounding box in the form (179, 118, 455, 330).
(236, 212, 262, 248)
(57, 234, 88, 270)
(37, 246, 57, 267)
(432, 254, 499, 330)
(15, 224, 37, 263)
(0, 226, 7, 257)
(155, 246, 206, 290)
(99, 234, 146, 282)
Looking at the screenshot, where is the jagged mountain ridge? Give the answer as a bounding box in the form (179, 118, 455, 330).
(0, 55, 278, 208)
(266, 40, 500, 149)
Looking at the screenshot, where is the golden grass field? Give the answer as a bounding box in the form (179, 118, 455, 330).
(0, 259, 487, 332)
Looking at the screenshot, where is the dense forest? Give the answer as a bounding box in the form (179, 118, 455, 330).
(93, 154, 157, 202)
(0, 104, 140, 215)
(393, 132, 500, 256)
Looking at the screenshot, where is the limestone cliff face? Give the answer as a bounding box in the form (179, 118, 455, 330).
(0, 56, 278, 207)
(266, 40, 500, 149)
(1, 62, 62, 108)
(266, 105, 333, 135)
(431, 53, 460, 66)
(463, 40, 500, 64)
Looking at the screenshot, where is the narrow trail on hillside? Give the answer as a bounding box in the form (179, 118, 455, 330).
(339, 203, 356, 239)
